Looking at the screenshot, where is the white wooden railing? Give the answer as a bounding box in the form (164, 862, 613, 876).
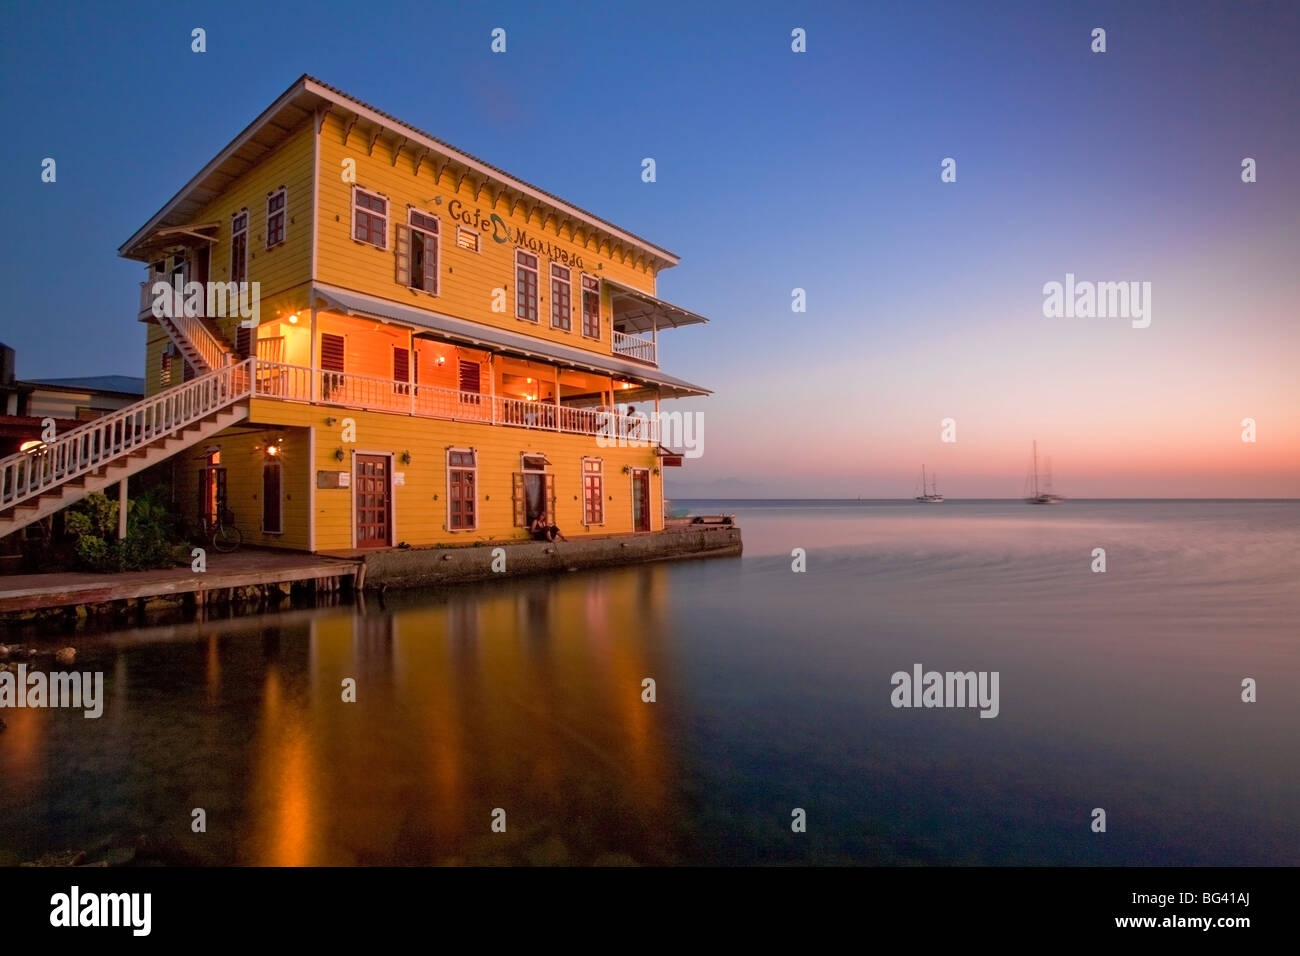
(141, 280, 235, 372)
(249, 360, 659, 443)
(1, 359, 254, 512)
(612, 330, 656, 364)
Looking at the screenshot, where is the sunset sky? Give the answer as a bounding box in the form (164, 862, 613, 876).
(1, 0, 1295, 496)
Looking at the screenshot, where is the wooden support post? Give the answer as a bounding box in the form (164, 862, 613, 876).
(117, 478, 128, 540)
(310, 307, 319, 402)
(553, 366, 561, 430)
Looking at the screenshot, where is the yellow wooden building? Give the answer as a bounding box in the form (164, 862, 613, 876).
(9, 75, 709, 554)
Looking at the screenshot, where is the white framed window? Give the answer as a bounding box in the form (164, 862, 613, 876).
(550, 263, 572, 331)
(447, 448, 477, 531)
(352, 186, 388, 248)
(456, 226, 480, 252)
(582, 457, 604, 525)
(266, 187, 287, 248)
(581, 273, 601, 339)
(515, 250, 539, 322)
(397, 208, 439, 294)
(230, 210, 248, 284)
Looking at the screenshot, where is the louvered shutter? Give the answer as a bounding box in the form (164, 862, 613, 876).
(545, 474, 556, 525)
(320, 334, 345, 371)
(394, 223, 411, 287)
(236, 324, 252, 358)
(458, 360, 480, 393)
(512, 473, 525, 526)
(393, 346, 409, 383)
(422, 233, 438, 293)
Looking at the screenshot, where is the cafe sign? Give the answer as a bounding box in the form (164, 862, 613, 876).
(448, 198, 585, 269)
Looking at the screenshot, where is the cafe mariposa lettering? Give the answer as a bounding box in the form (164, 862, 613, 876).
(447, 199, 585, 269)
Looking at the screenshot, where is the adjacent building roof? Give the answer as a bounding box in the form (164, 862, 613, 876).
(120, 75, 680, 270)
(21, 376, 145, 396)
(313, 284, 710, 400)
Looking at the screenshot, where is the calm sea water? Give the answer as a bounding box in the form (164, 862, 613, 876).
(1, 500, 1296, 866)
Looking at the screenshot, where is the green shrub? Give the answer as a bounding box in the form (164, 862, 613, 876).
(64, 490, 181, 572)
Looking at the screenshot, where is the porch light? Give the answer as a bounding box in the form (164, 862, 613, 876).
(436, 355, 446, 366)
(265, 444, 280, 457)
(288, 313, 299, 324)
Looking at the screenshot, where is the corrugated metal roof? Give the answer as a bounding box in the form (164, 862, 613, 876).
(22, 376, 145, 395)
(121, 75, 679, 267)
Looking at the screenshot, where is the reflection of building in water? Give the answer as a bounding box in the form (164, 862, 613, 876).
(237, 565, 683, 863)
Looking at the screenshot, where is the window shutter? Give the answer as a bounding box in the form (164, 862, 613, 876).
(320, 334, 345, 372)
(458, 360, 480, 394)
(545, 474, 556, 525)
(512, 473, 525, 526)
(423, 235, 438, 294)
(236, 324, 252, 358)
(395, 223, 411, 286)
(393, 346, 410, 383)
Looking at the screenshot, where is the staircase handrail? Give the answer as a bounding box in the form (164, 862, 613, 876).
(0, 358, 253, 510)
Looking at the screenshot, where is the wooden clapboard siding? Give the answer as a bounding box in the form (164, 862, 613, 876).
(172, 424, 311, 552)
(188, 121, 316, 350)
(248, 398, 662, 551)
(314, 112, 658, 359)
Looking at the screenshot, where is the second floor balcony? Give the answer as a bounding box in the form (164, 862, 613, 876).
(249, 359, 662, 444)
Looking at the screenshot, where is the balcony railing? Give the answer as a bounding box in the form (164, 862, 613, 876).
(251, 361, 659, 443)
(612, 330, 656, 365)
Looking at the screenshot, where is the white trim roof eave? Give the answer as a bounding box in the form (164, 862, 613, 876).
(119, 75, 681, 269)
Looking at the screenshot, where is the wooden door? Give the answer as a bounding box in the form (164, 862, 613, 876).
(632, 469, 650, 532)
(355, 454, 391, 548)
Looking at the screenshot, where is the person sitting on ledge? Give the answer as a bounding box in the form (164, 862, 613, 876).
(529, 513, 567, 542)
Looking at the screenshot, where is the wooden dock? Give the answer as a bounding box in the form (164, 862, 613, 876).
(0, 551, 363, 618)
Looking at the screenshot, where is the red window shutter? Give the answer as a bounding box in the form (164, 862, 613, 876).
(393, 346, 410, 383)
(320, 334, 345, 372)
(458, 360, 480, 393)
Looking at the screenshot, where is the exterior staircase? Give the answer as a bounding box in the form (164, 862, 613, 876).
(146, 280, 239, 374)
(0, 359, 253, 538)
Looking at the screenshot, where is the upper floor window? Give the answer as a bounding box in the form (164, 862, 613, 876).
(353, 187, 388, 248)
(515, 250, 539, 323)
(456, 226, 480, 253)
(581, 274, 600, 339)
(230, 211, 248, 284)
(397, 209, 438, 294)
(266, 188, 287, 248)
(550, 264, 572, 331)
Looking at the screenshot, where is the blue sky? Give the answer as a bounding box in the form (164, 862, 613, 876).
(1, 0, 1296, 495)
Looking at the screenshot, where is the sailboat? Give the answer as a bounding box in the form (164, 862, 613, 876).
(1025, 440, 1062, 504)
(915, 465, 944, 503)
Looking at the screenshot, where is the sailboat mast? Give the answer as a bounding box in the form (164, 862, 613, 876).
(1032, 441, 1039, 497)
